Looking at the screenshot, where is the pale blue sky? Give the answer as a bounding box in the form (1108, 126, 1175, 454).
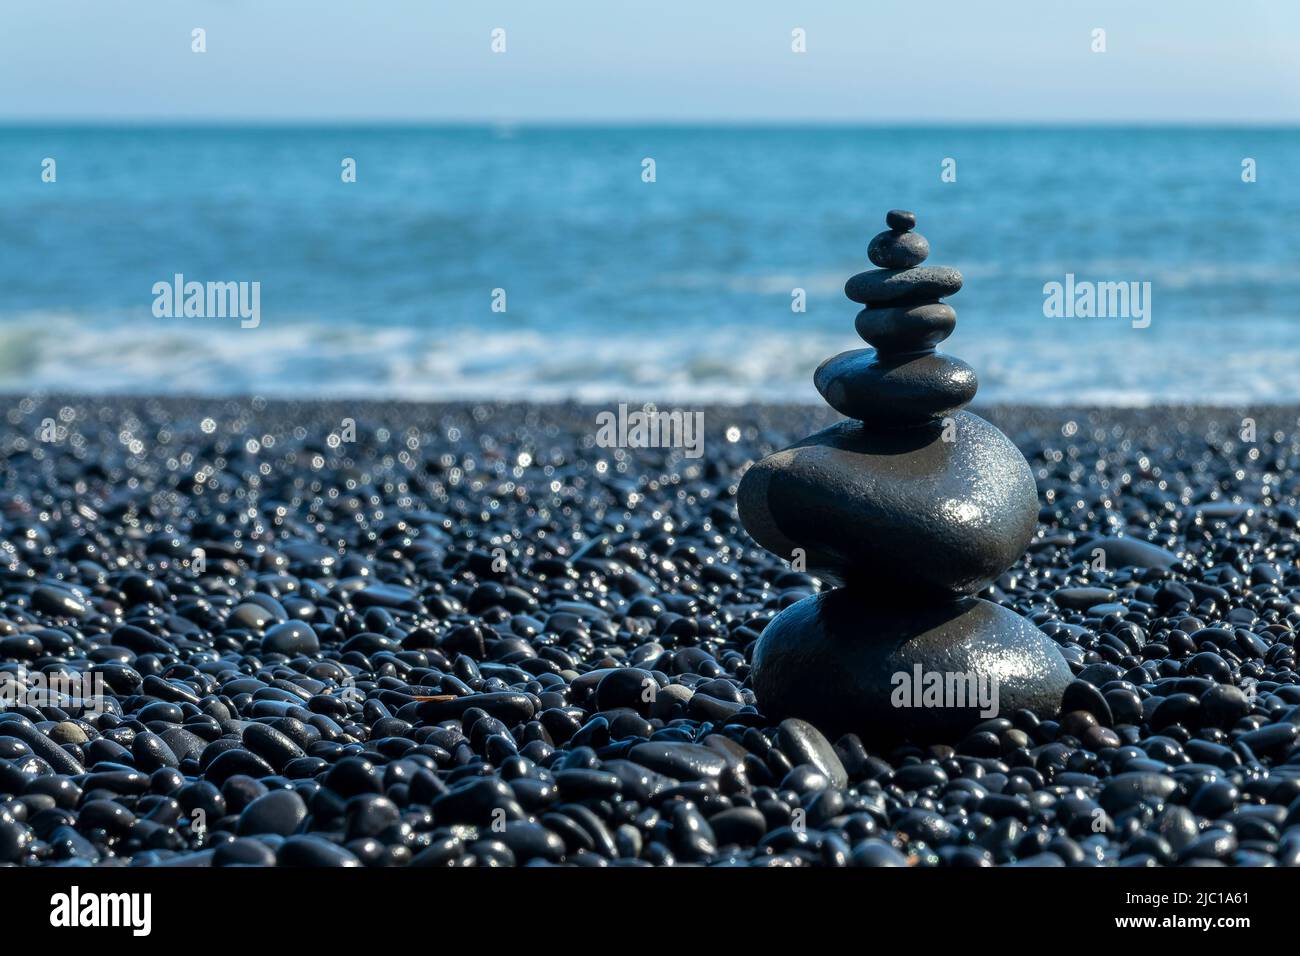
(2, 0, 1297, 122)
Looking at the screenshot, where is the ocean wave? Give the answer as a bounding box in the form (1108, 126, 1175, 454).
(1, 312, 1297, 407)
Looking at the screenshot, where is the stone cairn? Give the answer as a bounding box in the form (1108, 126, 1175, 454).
(738, 210, 1071, 743)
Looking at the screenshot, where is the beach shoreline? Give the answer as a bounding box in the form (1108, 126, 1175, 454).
(1, 396, 1298, 867)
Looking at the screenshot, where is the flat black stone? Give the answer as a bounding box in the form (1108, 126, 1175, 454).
(815, 348, 977, 426)
(413, 691, 535, 724)
(737, 414, 1039, 597)
(749, 592, 1073, 744)
(628, 742, 728, 781)
(845, 266, 962, 305)
(1052, 586, 1118, 611)
(1071, 537, 1181, 570)
(855, 302, 956, 353)
(276, 835, 361, 867)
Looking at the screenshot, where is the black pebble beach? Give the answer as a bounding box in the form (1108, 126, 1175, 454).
(2, 396, 1299, 868)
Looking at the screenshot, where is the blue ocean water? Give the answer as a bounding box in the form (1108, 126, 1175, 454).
(1, 125, 1298, 404)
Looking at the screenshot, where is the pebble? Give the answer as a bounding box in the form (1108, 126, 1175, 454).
(205, 749, 275, 785)
(852, 840, 910, 866)
(709, 807, 767, 846)
(345, 794, 401, 839)
(238, 789, 308, 836)
(1100, 772, 1179, 813)
(1201, 685, 1251, 729)
(1238, 722, 1298, 756)
(628, 743, 729, 782)
(32, 585, 89, 619)
(49, 721, 90, 746)
(844, 266, 963, 305)
(773, 719, 848, 788)
(496, 822, 566, 863)
(738, 415, 1039, 600)
(814, 349, 978, 426)
(0, 396, 1296, 869)
(1061, 681, 1114, 726)
(854, 303, 956, 353)
(277, 835, 361, 867)
(1071, 537, 1180, 570)
(885, 209, 916, 231)
(1053, 587, 1117, 611)
(262, 620, 321, 656)
(867, 229, 929, 269)
(214, 838, 279, 867)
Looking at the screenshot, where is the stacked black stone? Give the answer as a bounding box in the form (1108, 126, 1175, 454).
(816, 210, 975, 427)
(737, 210, 1072, 743)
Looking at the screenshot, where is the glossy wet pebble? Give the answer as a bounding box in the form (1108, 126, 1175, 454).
(0, 397, 1296, 868)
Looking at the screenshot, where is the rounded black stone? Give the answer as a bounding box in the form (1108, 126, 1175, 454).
(1200, 684, 1250, 728)
(228, 602, 278, 631)
(0, 715, 84, 775)
(594, 667, 656, 716)
(885, 209, 916, 231)
(868, 229, 929, 269)
(204, 748, 275, 785)
(238, 788, 307, 836)
(345, 794, 401, 839)
(750, 592, 1072, 744)
(495, 822, 566, 863)
(1189, 780, 1238, 818)
(242, 723, 307, 770)
(855, 303, 955, 353)
(709, 807, 767, 846)
(772, 718, 848, 788)
(432, 777, 524, 826)
(131, 732, 180, 772)
(32, 585, 88, 619)
(222, 775, 269, 814)
(1061, 680, 1114, 726)
(1239, 722, 1298, 756)
(323, 756, 383, 798)
(213, 837, 278, 866)
(738, 414, 1037, 597)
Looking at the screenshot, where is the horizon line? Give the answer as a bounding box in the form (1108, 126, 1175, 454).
(2, 118, 1298, 129)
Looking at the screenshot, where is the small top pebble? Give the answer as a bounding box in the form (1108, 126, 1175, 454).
(885, 209, 916, 232)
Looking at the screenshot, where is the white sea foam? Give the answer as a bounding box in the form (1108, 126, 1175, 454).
(1, 311, 1297, 406)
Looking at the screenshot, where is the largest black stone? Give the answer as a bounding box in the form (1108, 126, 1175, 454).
(737, 411, 1037, 599)
(750, 591, 1073, 744)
